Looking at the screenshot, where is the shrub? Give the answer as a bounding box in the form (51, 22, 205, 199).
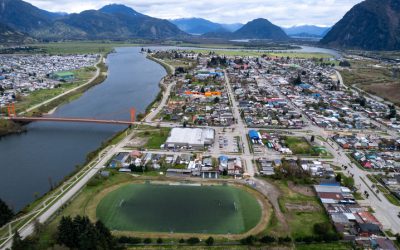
(240, 235, 256, 245)
(143, 238, 152, 244)
(118, 236, 141, 244)
(157, 238, 163, 244)
(187, 237, 200, 245)
(205, 237, 214, 246)
(259, 235, 276, 244)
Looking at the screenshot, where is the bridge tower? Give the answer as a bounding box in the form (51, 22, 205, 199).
(7, 103, 16, 117)
(130, 108, 136, 123)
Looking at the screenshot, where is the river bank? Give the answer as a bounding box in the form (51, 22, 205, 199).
(0, 56, 108, 137)
(0, 46, 166, 213)
(16, 54, 170, 215)
(0, 48, 169, 248)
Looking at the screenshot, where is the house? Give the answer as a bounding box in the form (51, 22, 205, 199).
(357, 223, 382, 237)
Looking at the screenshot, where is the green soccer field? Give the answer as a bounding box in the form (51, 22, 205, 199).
(96, 183, 262, 234)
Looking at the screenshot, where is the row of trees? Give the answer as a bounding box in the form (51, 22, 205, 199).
(57, 216, 118, 250)
(118, 235, 214, 246)
(240, 234, 292, 245)
(0, 198, 14, 227)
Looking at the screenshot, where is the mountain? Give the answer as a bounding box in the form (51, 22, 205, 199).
(0, 23, 32, 44)
(321, 0, 400, 50)
(202, 28, 234, 39)
(171, 18, 226, 34)
(171, 18, 243, 35)
(221, 23, 244, 32)
(0, 1, 187, 40)
(232, 18, 289, 40)
(0, 0, 59, 33)
(283, 25, 331, 37)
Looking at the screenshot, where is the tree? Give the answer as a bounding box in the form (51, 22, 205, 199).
(339, 60, 351, 67)
(388, 105, 397, 119)
(314, 222, 331, 235)
(143, 238, 152, 244)
(205, 236, 214, 246)
(335, 173, 342, 183)
(57, 216, 77, 249)
(157, 238, 163, 244)
(57, 215, 117, 250)
(240, 235, 256, 245)
(355, 96, 367, 107)
(343, 175, 355, 189)
(0, 198, 14, 227)
(259, 235, 276, 244)
(291, 74, 302, 85)
(11, 231, 25, 250)
(187, 237, 200, 245)
(96, 220, 115, 249)
(179, 238, 185, 244)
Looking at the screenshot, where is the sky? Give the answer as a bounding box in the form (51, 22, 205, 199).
(24, 0, 365, 27)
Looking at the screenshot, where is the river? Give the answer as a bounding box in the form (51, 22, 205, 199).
(0, 44, 338, 212)
(0, 47, 166, 211)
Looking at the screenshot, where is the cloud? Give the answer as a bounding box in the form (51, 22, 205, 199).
(25, 0, 364, 26)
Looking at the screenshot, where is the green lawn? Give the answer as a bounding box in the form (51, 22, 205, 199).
(97, 184, 262, 234)
(29, 42, 141, 55)
(184, 49, 332, 59)
(296, 242, 353, 250)
(284, 136, 313, 155)
(15, 67, 96, 113)
(35, 172, 133, 249)
(136, 128, 171, 149)
(377, 185, 400, 206)
(271, 181, 331, 239)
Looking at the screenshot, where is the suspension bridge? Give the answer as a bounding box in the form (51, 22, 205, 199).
(3, 103, 137, 125)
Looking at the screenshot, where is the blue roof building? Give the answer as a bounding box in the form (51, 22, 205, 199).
(249, 130, 260, 140)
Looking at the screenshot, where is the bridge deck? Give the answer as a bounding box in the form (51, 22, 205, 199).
(8, 117, 135, 125)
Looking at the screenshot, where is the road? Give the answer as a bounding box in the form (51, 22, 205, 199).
(19, 56, 104, 116)
(144, 80, 176, 122)
(254, 66, 400, 233)
(223, 70, 255, 176)
(0, 125, 134, 250)
(3, 54, 400, 250)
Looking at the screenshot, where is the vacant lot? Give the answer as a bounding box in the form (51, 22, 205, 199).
(266, 180, 331, 239)
(283, 136, 313, 155)
(134, 127, 171, 149)
(340, 59, 400, 105)
(97, 183, 262, 234)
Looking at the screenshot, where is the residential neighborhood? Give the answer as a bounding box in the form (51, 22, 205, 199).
(0, 54, 98, 106)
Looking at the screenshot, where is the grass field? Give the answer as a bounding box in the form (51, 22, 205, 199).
(29, 42, 142, 55)
(14, 67, 96, 113)
(96, 183, 262, 234)
(135, 127, 171, 149)
(283, 136, 313, 155)
(295, 242, 353, 250)
(340, 59, 400, 105)
(184, 49, 332, 59)
(267, 181, 331, 239)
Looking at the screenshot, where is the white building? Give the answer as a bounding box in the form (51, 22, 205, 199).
(165, 128, 215, 149)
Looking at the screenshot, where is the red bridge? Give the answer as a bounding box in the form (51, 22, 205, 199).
(4, 103, 137, 125)
(8, 116, 136, 125)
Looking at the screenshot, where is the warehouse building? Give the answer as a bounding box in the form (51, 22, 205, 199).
(165, 128, 215, 149)
(51, 71, 75, 81)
